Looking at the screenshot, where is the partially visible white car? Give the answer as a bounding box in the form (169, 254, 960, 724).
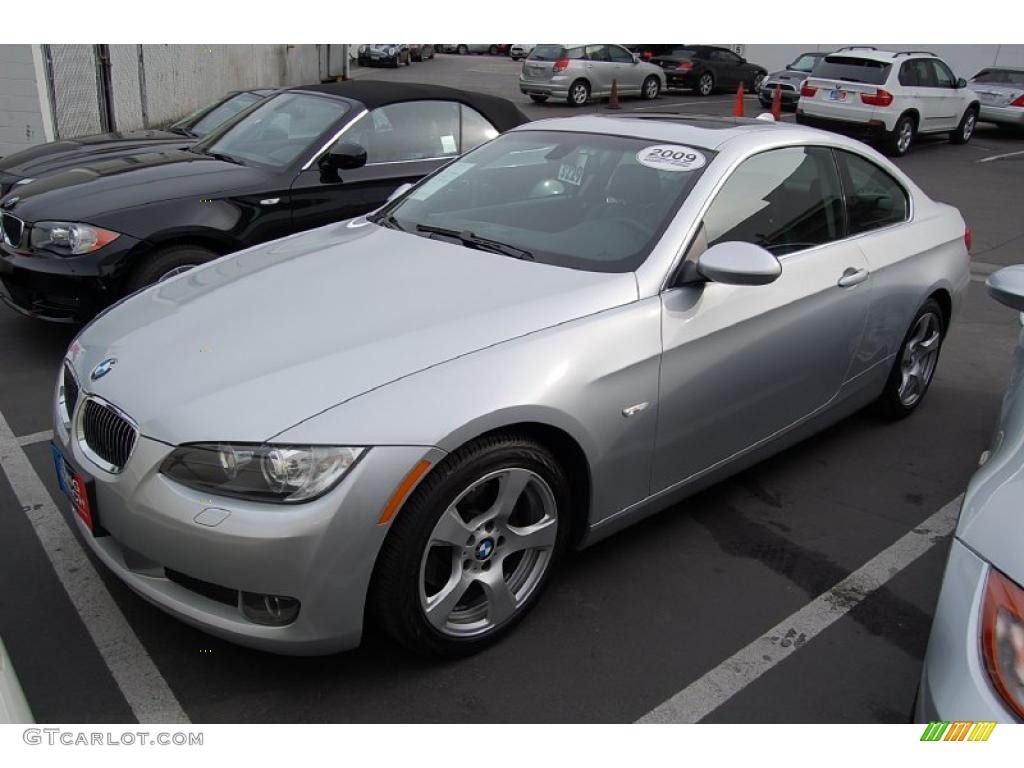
(0, 636, 33, 724)
(511, 44, 535, 61)
(796, 47, 980, 157)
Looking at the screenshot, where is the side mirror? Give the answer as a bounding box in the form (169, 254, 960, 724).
(956, 77, 968, 88)
(387, 182, 413, 203)
(632, 53, 640, 64)
(320, 141, 367, 172)
(987, 266, 1024, 312)
(697, 241, 782, 286)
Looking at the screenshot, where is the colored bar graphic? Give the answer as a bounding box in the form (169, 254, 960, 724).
(920, 721, 996, 742)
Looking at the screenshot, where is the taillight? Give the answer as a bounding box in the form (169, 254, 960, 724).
(861, 89, 894, 107)
(965, 227, 973, 253)
(552, 58, 570, 73)
(800, 83, 817, 98)
(677, 62, 693, 72)
(1011, 95, 1024, 108)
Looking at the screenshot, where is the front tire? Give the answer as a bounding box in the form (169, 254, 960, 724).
(642, 75, 661, 100)
(752, 72, 766, 91)
(696, 72, 715, 96)
(488, 45, 498, 56)
(125, 244, 217, 293)
(567, 79, 590, 106)
(950, 107, 978, 144)
(883, 114, 916, 157)
(876, 298, 946, 418)
(369, 433, 571, 657)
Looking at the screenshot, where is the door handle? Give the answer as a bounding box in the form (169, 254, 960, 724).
(837, 267, 869, 288)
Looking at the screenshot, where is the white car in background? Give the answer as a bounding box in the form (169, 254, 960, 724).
(0, 636, 33, 723)
(969, 66, 1024, 131)
(511, 44, 535, 61)
(796, 47, 980, 157)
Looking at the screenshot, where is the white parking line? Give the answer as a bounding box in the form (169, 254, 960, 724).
(15, 429, 52, 447)
(0, 409, 189, 724)
(638, 494, 962, 723)
(979, 149, 1024, 163)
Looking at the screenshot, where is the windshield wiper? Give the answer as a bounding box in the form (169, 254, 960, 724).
(169, 125, 196, 138)
(415, 224, 533, 260)
(204, 150, 245, 165)
(367, 212, 407, 231)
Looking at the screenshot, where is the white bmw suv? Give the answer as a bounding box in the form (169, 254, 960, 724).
(796, 48, 980, 157)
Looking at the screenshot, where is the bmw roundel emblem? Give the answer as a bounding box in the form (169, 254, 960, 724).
(91, 358, 117, 381)
(475, 538, 495, 561)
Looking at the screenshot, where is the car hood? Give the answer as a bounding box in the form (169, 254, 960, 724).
(69, 221, 638, 445)
(2, 150, 268, 226)
(0, 129, 187, 181)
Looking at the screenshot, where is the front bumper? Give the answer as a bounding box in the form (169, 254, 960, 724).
(0, 235, 142, 322)
(759, 86, 801, 107)
(979, 104, 1024, 127)
(52, 394, 443, 655)
(915, 538, 1017, 723)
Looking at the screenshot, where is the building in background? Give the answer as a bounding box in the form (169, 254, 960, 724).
(0, 44, 353, 157)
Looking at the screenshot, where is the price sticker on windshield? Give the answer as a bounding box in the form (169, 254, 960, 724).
(636, 145, 707, 172)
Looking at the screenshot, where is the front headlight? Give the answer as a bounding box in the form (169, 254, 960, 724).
(30, 221, 120, 256)
(160, 443, 365, 503)
(388, 47, 396, 56)
(359, 45, 367, 53)
(981, 567, 1024, 719)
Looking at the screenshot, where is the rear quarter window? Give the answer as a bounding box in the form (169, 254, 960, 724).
(815, 56, 892, 85)
(836, 150, 909, 235)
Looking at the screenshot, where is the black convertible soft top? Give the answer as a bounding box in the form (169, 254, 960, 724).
(287, 80, 529, 132)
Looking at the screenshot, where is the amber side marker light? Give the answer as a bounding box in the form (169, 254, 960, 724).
(981, 568, 1024, 720)
(378, 460, 432, 524)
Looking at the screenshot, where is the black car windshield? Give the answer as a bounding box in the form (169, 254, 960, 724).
(814, 56, 891, 84)
(196, 93, 349, 168)
(382, 130, 715, 273)
(973, 68, 1024, 86)
(667, 48, 697, 58)
(790, 53, 824, 72)
(181, 92, 267, 138)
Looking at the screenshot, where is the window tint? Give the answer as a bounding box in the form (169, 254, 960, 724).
(815, 56, 891, 85)
(836, 150, 909, 234)
(931, 60, 956, 88)
(529, 45, 585, 61)
(974, 68, 1024, 86)
(898, 62, 918, 87)
(790, 53, 824, 73)
(608, 45, 634, 64)
(711, 50, 740, 64)
(586, 45, 611, 62)
(910, 59, 937, 87)
(460, 105, 498, 152)
(344, 101, 461, 164)
(702, 146, 843, 257)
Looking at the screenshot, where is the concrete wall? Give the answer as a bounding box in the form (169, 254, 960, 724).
(737, 44, 1024, 77)
(0, 45, 47, 157)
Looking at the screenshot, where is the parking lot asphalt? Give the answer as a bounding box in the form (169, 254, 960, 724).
(2, 53, 1023, 724)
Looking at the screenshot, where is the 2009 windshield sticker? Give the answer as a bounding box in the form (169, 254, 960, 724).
(636, 145, 706, 172)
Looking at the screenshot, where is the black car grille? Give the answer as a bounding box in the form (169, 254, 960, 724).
(1, 212, 24, 248)
(63, 364, 79, 423)
(81, 398, 138, 472)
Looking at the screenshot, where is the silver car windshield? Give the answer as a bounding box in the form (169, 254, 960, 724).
(383, 130, 715, 273)
(197, 93, 349, 168)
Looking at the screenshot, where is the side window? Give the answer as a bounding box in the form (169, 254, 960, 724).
(931, 60, 956, 88)
(585, 45, 611, 62)
(608, 45, 634, 64)
(912, 59, 938, 87)
(566, 46, 586, 60)
(460, 105, 499, 153)
(699, 146, 843, 257)
(343, 101, 461, 164)
(898, 61, 918, 87)
(836, 150, 909, 234)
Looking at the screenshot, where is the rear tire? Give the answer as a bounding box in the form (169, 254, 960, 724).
(125, 244, 217, 293)
(369, 432, 571, 658)
(696, 72, 715, 96)
(529, 94, 549, 103)
(875, 298, 946, 419)
(950, 107, 978, 144)
(882, 114, 916, 157)
(567, 79, 590, 107)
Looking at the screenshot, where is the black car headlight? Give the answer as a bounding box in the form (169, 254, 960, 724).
(160, 443, 366, 503)
(30, 221, 121, 256)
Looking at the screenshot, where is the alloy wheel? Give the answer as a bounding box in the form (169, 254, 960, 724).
(418, 468, 558, 637)
(897, 312, 942, 406)
(897, 120, 914, 154)
(963, 112, 976, 141)
(571, 82, 588, 105)
(644, 77, 659, 99)
(699, 74, 713, 96)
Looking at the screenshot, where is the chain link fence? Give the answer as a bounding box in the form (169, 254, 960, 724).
(45, 44, 104, 138)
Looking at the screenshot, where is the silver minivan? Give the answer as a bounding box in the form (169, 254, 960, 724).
(519, 44, 665, 106)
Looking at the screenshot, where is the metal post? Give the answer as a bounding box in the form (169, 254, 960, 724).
(40, 44, 60, 140)
(341, 44, 350, 80)
(137, 45, 149, 128)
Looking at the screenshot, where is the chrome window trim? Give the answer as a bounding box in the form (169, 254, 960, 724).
(300, 108, 369, 171)
(75, 394, 140, 475)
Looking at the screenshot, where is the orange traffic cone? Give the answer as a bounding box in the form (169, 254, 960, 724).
(771, 85, 782, 120)
(608, 79, 621, 110)
(732, 82, 745, 117)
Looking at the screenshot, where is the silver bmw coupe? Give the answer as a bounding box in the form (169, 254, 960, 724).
(53, 114, 970, 657)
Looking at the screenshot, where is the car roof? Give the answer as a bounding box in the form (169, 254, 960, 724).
(974, 65, 1024, 73)
(824, 48, 940, 63)
(284, 80, 529, 131)
(511, 113, 788, 150)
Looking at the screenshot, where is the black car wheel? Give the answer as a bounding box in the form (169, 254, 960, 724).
(369, 431, 570, 658)
(697, 72, 715, 96)
(752, 72, 766, 91)
(126, 244, 218, 293)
